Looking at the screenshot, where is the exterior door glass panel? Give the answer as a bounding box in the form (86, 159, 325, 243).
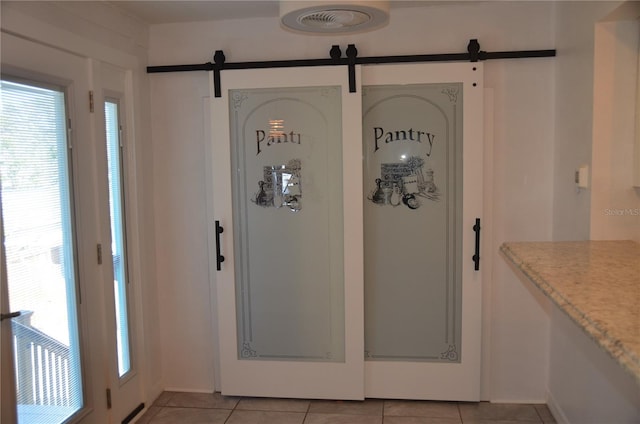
(363, 83, 463, 363)
(229, 86, 345, 363)
(0, 79, 84, 423)
(104, 100, 132, 378)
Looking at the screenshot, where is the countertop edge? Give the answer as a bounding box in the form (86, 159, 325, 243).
(499, 242, 640, 386)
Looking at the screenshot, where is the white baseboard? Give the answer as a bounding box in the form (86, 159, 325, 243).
(148, 382, 164, 402)
(546, 390, 569, 424)
(488, 398, 547, 404)
(162, 387, 216, 394)
(130, 405, 153, 424)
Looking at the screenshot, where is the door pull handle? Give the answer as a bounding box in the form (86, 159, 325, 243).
(472, 218, 481, 271)
(0, 311, 22, 322)
(215, 220, 225, 271)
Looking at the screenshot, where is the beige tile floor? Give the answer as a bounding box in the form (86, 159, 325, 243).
(135, 392, 557, 424)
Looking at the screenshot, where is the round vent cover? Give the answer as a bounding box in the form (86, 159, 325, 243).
(280, 1, 390, 34)
(298, 10, 371, 29)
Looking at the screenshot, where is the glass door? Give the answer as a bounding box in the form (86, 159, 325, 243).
(105, 98, 132, 381)
(1, 31, 110, 423)
(211, 66, 364, 399)
(362, 63, 483, 401)
(0, 78, 85, 424)
(97, 61, 144, 423)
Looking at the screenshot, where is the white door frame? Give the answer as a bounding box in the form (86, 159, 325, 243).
(93, 59, 146, 423)
(1, 211, 17, 424)
(1, 32, 148, 423)
(0, 32, 107, 422)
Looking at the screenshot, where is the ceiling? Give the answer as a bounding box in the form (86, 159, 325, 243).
(108, 1, 440, 25)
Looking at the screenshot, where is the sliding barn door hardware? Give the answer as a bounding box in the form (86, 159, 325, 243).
(147, 39, 555, 97)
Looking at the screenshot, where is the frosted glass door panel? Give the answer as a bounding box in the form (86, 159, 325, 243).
(363, 83, 463, 363)
(230, 86, 345, 362)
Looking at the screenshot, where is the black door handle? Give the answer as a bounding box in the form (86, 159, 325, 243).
(215, 220, 225, 271)
(472, 218, 481, 271)
(0, 311, 21, 321)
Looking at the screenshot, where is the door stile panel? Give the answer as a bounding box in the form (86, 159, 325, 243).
(210, 66, 364, 400)
(362, 63, 483, 401)
(96, 59, 146, 423)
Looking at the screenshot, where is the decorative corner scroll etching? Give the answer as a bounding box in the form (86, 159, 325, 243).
(252, 159, 302, 212)
(440, 344, 458, 361)
(241, 342, 257, 358)
(368, 156, 440, 210)
(231, 91, 248, 110)
(441, 87, 459, 103)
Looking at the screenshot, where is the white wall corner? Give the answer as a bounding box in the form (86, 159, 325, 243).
(590, 19, 640, 240)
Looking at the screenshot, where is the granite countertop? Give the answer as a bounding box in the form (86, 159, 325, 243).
(500, 240, 640, 384)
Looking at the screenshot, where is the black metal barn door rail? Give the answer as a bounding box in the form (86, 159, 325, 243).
(147, 39, 555, 97)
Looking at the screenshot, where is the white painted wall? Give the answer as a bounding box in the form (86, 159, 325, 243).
(148, 2, 555, 401)
(590, 18, 640, 242)
(548, 307, 640, 423)
(550, 3, 640, 421)
(552, 0, 637, 241)
(553, 2, 612, 241)
(150, 71, 215, 391)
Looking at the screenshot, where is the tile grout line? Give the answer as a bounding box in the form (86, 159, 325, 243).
(222, 394, 239, 424)
(303, 398, 312, 423)
(534, 405, 544, 424)
(147, 393, 555, 424)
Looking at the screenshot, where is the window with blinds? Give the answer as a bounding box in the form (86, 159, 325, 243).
(1, 79, 84, 423)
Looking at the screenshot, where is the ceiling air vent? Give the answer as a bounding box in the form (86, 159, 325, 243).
(280, 1, 390, 34)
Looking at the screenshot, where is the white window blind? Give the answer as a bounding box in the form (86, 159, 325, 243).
(1, 79, 84, 423)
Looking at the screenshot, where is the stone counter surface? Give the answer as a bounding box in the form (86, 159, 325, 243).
(500, 240, 640, 385)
